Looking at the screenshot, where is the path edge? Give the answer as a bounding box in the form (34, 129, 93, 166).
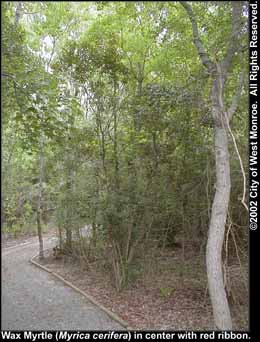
(30, 252, 133, 330)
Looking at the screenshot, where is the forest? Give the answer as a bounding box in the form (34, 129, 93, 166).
(2, 1, 248, 331)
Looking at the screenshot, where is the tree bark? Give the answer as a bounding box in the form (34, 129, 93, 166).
(14, 2, 23, 28)
(180, 1, 244, 330)
(65, 163, 73, 251)
(36, 209, 44, 259)
(113, 80, 119, 189)
(206, 126, 232, 330)
(205, 73, 233, 329)
(37, 122, 44, 260)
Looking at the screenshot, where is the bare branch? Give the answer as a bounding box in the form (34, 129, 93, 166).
(23, 11, 40, 15)
(14, 2, 23, 27)
(227, 70, 245, 121)
(180, 2, 215, 74)
(47, 36, 56, 69)
(221, 2, 244, 74)
(224, 111, 248, 212)
(1, 72, 15, 79)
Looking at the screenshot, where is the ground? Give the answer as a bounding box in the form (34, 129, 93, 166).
(38, 241, 248, 330)
(2, 235, 123, 330)
(1, 232, 248, 330)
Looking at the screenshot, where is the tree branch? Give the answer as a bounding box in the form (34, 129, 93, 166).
(23, 11, 40, 15)
(227, 70, 245, 121)
(180, 1, 215, 74)
(221, 2, 243, 75)
(1, 72, 15, 79)
(47, 36, 56, 69)
(14, 2, 23, 27)
(223, 111, 248, 212)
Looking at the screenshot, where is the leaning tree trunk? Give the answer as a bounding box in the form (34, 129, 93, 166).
(206, 125, 232, 330)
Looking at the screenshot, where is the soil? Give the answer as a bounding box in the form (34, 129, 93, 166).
(38, 245, 248, 330)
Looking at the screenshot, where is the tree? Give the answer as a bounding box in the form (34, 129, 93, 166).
(181, 1, 246, 330)
(2, 2, 248, 328)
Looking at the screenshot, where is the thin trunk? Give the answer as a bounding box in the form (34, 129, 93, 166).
(95, 108, 106, 174)
(92, 223, 97, 248)
(65, 227, 72, 251)
(101, 131, 106, 171)
(137, 77, 142, 97)
(37, 125, 44, 259)
(65, 165, 73, 251)
(2, 130, 17, 226)
(36, 210, 44, 258)
(135, 62, 143, 130)
(58, 226, 63, 250)
(113, 80, 119, 189)
(152, 131, 159, 171)
(4, 131, 17, 192)
(113, 110, 119, 186)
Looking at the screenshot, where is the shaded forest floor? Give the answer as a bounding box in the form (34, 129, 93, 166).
(39, 244, 248, 330)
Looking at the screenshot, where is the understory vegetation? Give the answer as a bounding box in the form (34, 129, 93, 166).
(2, 1, 248, 329)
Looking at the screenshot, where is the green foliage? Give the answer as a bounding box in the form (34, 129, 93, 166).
(159, 286, 175, 298)
(2, 1, 248, 292)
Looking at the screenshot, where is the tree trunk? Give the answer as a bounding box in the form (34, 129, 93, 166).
(37, 126, 44, 260)
(58, 226, 63, 250)
(206, 125, 232, 330)
(113, 93, 119, 189)
(180, 1, 243, 330)
(135, 62, 143, 131)
(65, 165, 73, 251)
(152, 131, 159, 171)
(36, 209, 44, 259)
(92, 222, 97, 248)
(65, 228, 72, 251)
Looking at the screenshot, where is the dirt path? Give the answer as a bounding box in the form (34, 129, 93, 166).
(1, 237, 123, 330)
